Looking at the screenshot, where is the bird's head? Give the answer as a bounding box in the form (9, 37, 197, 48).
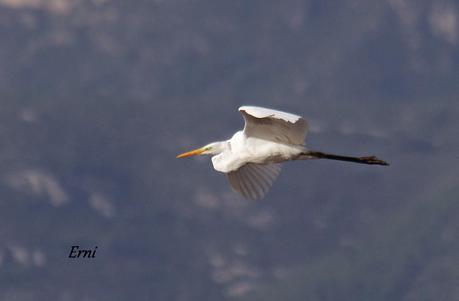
(176, 141, 226, 158)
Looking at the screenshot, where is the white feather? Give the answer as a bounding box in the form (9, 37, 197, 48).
(239, 106, 308, 145)
(227, 163, 282, 200)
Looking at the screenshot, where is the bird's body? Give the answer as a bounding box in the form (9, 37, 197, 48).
(211, 131, 304, 173)
(177, 106, 388, 200)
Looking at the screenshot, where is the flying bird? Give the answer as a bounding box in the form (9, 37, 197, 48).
(177, 106, 388, 200)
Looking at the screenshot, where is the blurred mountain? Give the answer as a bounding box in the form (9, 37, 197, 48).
(0, 0, 458, 300)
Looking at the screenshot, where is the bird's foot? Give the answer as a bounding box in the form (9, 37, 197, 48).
(360, 156, 389, 166)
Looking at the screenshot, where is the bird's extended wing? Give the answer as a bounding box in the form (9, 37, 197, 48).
(239, 106, 308, 145)
(227, 163, 281, 200)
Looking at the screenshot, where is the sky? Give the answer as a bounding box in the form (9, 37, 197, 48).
(0, 0, 458, 300)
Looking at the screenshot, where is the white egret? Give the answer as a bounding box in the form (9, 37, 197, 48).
(177, 106, 388, 200)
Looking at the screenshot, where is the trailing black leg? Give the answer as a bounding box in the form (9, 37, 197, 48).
(301, 151, 389, 166)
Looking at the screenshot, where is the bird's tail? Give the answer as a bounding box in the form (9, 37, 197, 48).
(299, 151, 389, 166)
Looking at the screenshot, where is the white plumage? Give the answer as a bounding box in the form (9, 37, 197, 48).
(239, 106, 308, 145)
(177, 106, 388, 200)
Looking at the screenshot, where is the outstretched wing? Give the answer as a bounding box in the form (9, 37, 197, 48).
(239, 106, 308, 145)
(227, 163, 282, 200)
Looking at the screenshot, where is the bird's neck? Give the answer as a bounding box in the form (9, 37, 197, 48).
(208, 141, 228, 155)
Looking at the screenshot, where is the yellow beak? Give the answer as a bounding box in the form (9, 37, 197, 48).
(176, 147, 206, 158)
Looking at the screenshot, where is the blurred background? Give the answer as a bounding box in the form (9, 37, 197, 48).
(0, 0, 458, 300)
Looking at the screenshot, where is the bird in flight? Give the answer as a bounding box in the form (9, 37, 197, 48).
(177, 106, 388, 200)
